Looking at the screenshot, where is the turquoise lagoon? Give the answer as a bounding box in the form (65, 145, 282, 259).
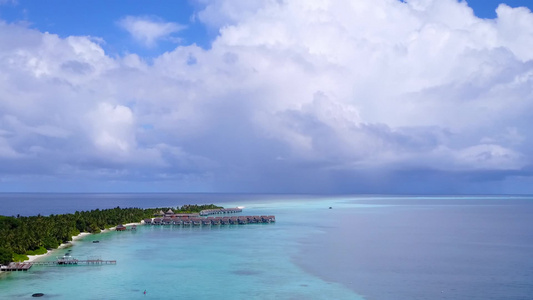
(1, 195, 533, 299)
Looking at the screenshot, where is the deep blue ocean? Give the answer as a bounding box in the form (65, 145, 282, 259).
(1, 194, 532, 299)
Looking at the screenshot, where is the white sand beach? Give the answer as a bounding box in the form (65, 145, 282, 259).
(25, 232, 92, 262)
(19, 223, 141, 263)
(104, 222, 141, 232)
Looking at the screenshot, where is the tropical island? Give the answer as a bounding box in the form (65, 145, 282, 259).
(0, 204, 223, 265)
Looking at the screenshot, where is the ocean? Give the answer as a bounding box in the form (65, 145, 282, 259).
(1, 194, 532, 299)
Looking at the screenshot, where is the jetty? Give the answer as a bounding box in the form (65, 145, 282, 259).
(199, 207, 243, 216)
(1, 262, 33, 271)
(144, 215, 275, 226)
(1, 256, 116, 271)
(140, 206, 277, 227)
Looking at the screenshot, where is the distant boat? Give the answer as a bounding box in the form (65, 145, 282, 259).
(92, 241, 100, 243)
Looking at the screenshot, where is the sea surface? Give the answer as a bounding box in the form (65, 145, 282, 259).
(1, 194, 533, 299)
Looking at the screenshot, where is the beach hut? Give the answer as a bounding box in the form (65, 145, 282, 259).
(116, 224, 126, 231)
(155, 210, 165, 217)
(165, 209, 174, 217)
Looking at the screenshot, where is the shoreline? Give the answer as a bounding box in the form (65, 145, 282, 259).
(24, 232, 92, 262)
(105, 222, 141, 232)
(24, 222, 141, 263)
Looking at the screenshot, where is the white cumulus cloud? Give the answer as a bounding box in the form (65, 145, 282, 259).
(118, 16, 185, 47)
(1, 0, 533, 193)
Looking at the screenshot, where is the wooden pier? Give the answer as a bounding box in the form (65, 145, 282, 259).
(145, 215, 276, 226)
(144, 206, 275, 226)
(200, 207, 243, 216)
(1, 258, 116, 271)
(32, 259, 117, 266)
(1, 262, 33, 271)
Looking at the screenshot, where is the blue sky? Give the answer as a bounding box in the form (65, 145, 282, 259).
(0, 0, 210, 56)
(2, 0, 531, 56)
(467, 0, 533, 17)
(0, 0, 533, 194)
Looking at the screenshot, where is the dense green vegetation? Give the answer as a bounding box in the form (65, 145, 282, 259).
(0, 248, 12, 265)
(0, 204, 223, 264)
(12, 253, 29, 262)
(0, 207, 155, 264)
(168, 204, 223, 214)
(26, 246, 47, 256)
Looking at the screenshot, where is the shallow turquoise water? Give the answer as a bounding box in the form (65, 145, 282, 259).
(2, 195, 533, 299)
(0, 197, 363, 299)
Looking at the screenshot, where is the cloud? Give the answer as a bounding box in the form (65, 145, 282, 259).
(1, 0, 533, 192)
(118, 16, 185, 48)
(86, 103, 136, 153)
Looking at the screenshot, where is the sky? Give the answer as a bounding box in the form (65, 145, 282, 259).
(0, 0, 533, 194)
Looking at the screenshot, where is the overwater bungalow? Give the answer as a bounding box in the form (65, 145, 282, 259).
(116, 224, 126, 231)
(1, 262, 33, 271)
(173, 213, 200, 217)
(199, 207, 243, 216)
(141, 214, 276, 226)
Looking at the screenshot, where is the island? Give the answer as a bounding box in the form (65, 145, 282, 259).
(0, 204, 275, 267)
